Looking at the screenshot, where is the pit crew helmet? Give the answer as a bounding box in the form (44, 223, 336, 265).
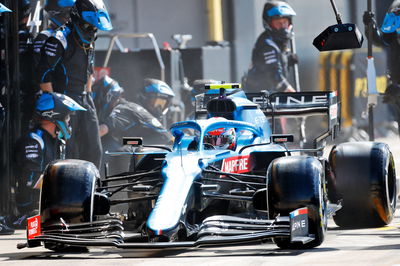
(19, 0, 31, 23)
(35, 92, 86, 140)
(262, 1, 296, 43)
(0, 3, 11, 13)
(44, 0, 76, 27)
(204, 128, 236, 150)
(139, 78, 175, 119)
(70, 0, 113, 44)
(381, 0, 400, 34)
(92, 75, 124, 119)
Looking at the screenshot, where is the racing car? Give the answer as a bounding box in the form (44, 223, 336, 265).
(17, 83, 396, 252)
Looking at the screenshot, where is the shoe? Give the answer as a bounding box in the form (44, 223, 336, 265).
(0, 220, 15, 235)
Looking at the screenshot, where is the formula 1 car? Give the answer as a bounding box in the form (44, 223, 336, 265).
(18, 84, 396, 251)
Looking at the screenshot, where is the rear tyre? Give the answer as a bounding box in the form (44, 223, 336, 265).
(268, 156, 327, 249)
(329, 142, 397, 228)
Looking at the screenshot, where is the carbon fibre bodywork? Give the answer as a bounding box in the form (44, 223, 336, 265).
(21, 88, 378, 251)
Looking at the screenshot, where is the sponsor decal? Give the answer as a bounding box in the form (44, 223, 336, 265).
(41, 110, 60, 118)
(45, 51, 56, 57)
(274, 95, 327, 105)
(26, 153, 39, 159)
(290, 207, 308, 218)
(27, 215, 41, 240)
(26, 144, 39, 149)
(46, 42, 58, 48)
(290, 208, 309, 239)
(221, 155, 250, 175)
(330, 103, 338, 120)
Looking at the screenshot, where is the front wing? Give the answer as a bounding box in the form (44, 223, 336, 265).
(19, 208, 312, 249)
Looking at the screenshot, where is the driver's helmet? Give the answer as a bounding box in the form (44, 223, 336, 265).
(204, 128, 236, 150)
(381, 0, 400, 34)
(139, 78, 175, 119)
(44, 0, 76, 27)
(35, 92, 86, 140)
(92, 75, 124, 119)
(262, 1, 296, 43)
(70, 0, 113, 44)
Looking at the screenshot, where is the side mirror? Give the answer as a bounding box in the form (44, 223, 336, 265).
(313, 23, 364, 51)
(172, 129, 185, 144)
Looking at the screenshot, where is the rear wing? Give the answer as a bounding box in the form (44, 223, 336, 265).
(195, 89, 340, 148)
(247, 91, 340, 146)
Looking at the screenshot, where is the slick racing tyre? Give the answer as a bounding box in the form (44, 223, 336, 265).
(40, 159, 99, 227)
(267, 156, 328, 249)
(329, 142, 397, 228)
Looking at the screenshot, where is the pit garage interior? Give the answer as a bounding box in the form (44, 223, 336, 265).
(0, 0, 395, 214)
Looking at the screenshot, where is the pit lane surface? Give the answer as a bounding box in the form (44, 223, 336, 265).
(1, 138, 400, 265)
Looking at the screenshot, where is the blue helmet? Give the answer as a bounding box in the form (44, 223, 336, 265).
(70, 0, 113, 44)
(19, 0, 31, 22)
(381, 0, 400, 34)
(45, 0, 76, 27)
(0, 3, 11, 13)
(139, 78, 175, 118)
(262, 1, 296, 42)
(92, 75, 124, 119)
(35, 92, 86, 140)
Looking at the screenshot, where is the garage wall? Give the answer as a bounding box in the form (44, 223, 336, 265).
(100, 0, 369, 92)
(100, 0, 208, 50)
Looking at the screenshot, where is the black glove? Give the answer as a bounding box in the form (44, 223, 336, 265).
(363, 11, 376, 27)
(288, 53, 299, 67)
(383, 83, 400, 103)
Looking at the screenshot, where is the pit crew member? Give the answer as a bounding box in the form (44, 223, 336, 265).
(243, 0, 297, 93)
(364, 1, 400, 123)
(36, 0, 113, 168)
(13, 92, 85, 223)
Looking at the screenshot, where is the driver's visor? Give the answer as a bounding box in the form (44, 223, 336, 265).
(204, 135, 228, 147)
(381, 12, 400, 33)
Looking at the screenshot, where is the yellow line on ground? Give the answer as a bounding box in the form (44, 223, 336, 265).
(377, 224, 400, 230)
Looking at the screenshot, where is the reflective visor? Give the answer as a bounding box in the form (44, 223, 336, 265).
(58, 0, 76, 8)
(381, 13, 400, 33)
(204, 135, 229, 147)
(82, 10, 113, 31)
(267, 5, 296, 17)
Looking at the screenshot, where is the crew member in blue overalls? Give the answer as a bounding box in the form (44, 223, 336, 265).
(13, 92, 85, 226)
(364, 1, 400, 126)
(243, 1, 297, 93)
(93, 76, 174, 174)
(94, 76, 174, 150)
(32, 0, 76, 68)
(36, 0, 113, 168)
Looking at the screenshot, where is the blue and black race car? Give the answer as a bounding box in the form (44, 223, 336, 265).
(18, 84, 396, 251)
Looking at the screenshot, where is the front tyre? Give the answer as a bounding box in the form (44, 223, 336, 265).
(40, 159, 99, 227)
(268, 156, 328, 249)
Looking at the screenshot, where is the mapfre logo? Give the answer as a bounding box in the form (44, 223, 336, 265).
(27, 215, 41, 240)
(221, 155, 251, 175)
